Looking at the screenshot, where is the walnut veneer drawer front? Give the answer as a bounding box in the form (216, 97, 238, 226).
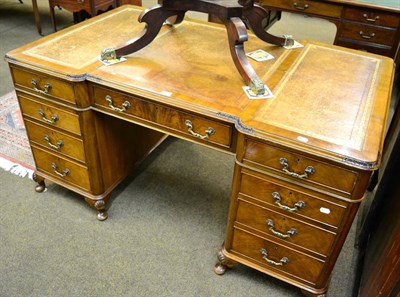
(243, 139, 358, 195)
(11, 67, 76, 104)
(231, 227, 325, 285)
(239, 170, 347, 229)
(93, 86, 233, 149)
(24, 120, 85, 162)
(343, 7, 400, 28)
(340, 21, 397, 46)
(236, 198, 336, 256)
(263, 0, 342, 18)
(31, 146, 91, 191)
(18, 94, 81, 136)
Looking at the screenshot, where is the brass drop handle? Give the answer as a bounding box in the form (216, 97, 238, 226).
(105, 95, 131, 112)
(51, 163, 70, 177)
(272, 192, 305, 212)
(31, 79, 52, 95)
(293, 2, 309, 10)
(359, 31, 375, 39)
(363, 13, 379, 22)
(44, 135, 63, 150)
(267, 219, 298, 239)
(38, 109, 59, 124)
(185, 120, 215, 139)
(260, 248, 289, 266)
(279, 157, 315, 179)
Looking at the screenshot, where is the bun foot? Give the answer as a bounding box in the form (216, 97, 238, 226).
(33, 173, 46, 193)
(84, 196, 111, 221)
(214, 245, 237, 275)
(97, 210, 108, 221)
(35, 183, 46, 193)
(94, 199, 108, 221)
(214, 263, 227, 275)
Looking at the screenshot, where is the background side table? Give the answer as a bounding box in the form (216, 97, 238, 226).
(49, 0, 120, 31)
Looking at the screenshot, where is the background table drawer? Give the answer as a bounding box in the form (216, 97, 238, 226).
(25, 119, 85, 162)
(343, 7, 400, 28)
(335, 39, 393, 57)
(339, 21, 397, 46)
(231, 227, 325, 285)
(242, 138, 358, 195)
(11, 67, 77, 104)
(236, 198, 336, 256)
(93, 86, 233, 149)
(18, 93, 81, 136)
(32, 146, 91, 191)
(262, 0, 342, 18)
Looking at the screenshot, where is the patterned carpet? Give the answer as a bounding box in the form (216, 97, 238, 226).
(0, 91, 34, 177)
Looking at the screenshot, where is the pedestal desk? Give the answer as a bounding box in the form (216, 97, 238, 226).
(6, 6, 394, 297)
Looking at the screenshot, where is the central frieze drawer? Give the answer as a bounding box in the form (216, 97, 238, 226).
(242, 138, 358, 195)
(236, 198, 336, 256)
(31, 146, 91, 191)
(24, 119, 85, 162)
(231, 227, 325, 285)
(93, 86, 233, 150)
(239, 169, 347, 229)
(18, 93, 81, 136)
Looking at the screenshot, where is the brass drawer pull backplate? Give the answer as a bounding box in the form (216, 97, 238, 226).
(105, 95, 131, 112)
(185, 120, 215, 139)
(293, 2, 309, 10)
(260, 248, 289, 266)
(359, 31, 375, 39)
(279, 157, 315, 179)
(31, 79, 52, 95)
(38, 109, 59, 124)
(363, 13, 379, 22)
(267, 219, 298, 239)
(44, 135, 64, 150)
(51, 163, 70, 177)
(272, 192, 306, 212)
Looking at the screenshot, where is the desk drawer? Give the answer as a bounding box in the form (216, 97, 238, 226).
(18, 93, 81, 136)
(231, 227, 325, 285)
(93, 86, 233, 150)
(11, 67, 76, 105)
(25, 119, 85, 162)
(343, 7, 400, 28)
(32, 146, 91, 191)
(239, 169, 347, 228)
(242, 138, 358, 195)
(335, 38, 393, 57)
(236, 198, 336, 256)
(262, 0, 342, 18)
(339, 21, 397, 46)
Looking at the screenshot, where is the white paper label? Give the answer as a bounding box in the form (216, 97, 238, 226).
(320, 207, 331, 214)
(297, 136, 309, 143)
(160, 90, 172, 97)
